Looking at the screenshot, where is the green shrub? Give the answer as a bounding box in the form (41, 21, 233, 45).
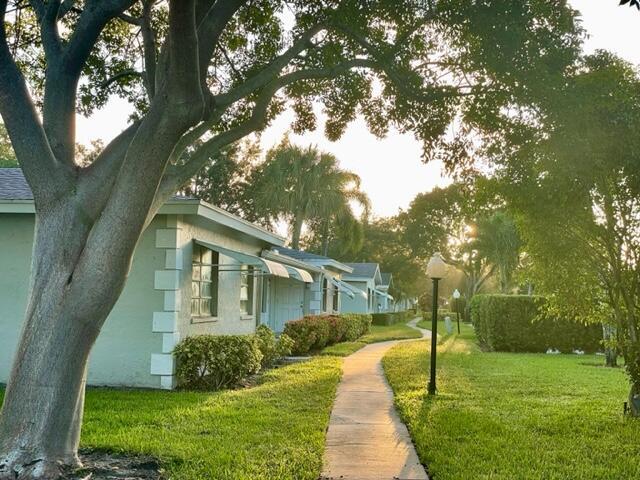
(372, 311, 413, 325)
(284, 313, 373, 355)
(449, 297, 467, 315)
(255, 324, 294, 368)
(372, 313, 392, 325)
(470, 294, 602, 353)
(341, 313, 372, 340)
(173, 334, 262, 390)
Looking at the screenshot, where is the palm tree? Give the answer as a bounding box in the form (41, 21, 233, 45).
(250, 140, 370, 249)
(471, 212, 522, 293)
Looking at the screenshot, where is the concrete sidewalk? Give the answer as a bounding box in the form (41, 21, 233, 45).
(321, 318, 430, 480)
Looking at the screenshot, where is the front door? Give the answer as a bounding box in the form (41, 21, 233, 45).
(273, 278, 305, 333)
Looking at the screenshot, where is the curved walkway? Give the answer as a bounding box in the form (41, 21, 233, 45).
(321, 318, 430, 480)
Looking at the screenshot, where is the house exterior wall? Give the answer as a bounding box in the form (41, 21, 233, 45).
(0, 213, 165, 389)
(144, 213, 267, 388)
(341, 280, 371, 313)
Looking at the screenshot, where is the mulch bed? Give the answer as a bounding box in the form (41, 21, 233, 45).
(64, 450, 164, 480)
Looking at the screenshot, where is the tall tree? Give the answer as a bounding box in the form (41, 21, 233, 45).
(403, 181, 501, 312)
(0, 0, 581, 476)
(496, 52, 640, 413)
(335, 217, 427, 303)
(181, 140, 264, 220)
(471, 211, 521, 293)
(249, 140, 369, 249)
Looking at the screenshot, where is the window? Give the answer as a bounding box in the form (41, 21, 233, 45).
(261, 277, 270, 314)
(240, 265, 254, 316)
(191, 244, 219, 318)
(332, 284, 339, 312)
(322, 278, 329, 312)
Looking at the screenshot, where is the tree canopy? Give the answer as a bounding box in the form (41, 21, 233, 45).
(249, 139, 369, 249)
(493, 51, 640, 410)
(0, 1, 587, 476)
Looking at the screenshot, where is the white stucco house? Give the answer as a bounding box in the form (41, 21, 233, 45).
(341, 263, 393, 314)
(0, 169, 354, 389)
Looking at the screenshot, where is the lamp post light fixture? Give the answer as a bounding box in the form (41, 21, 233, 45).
(453, 289, 461, 334)
(426, 253, 448, 396)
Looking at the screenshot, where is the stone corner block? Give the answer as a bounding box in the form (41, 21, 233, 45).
(156, 229, 179, 249)
(152, 311, 178, 333)
(154, 270, 181, 290)
(150, 353, 175, 376)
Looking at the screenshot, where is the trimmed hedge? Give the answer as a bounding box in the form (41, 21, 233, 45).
(284, 314, 372, 355)
(173, 326, 293, 390)
(470, 294, 602, 353)
(173, 334, 262, 390)
(371, 310, 414, 326)
(255, 324, 294, 368)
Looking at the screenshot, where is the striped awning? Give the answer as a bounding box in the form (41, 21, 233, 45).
(285, 265, 314, 283)
(195, 241, 290, 278)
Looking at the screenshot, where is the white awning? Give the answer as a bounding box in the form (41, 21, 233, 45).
(329, 277, 368, 300)
(195, 241, 290, 278)
(373, 288, 393, 301)
(285, 266, 314, 283)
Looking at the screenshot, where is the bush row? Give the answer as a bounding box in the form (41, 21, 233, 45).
(283, 313, 372, 355)
(173, 325, 294, 390)
(470, 294, 602, 353)
(371, 310, 414, 326)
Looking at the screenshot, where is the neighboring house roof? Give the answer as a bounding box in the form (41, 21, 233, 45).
(0, 168, 32, 200)
(343, 262, 382, 284)
(271, 246, 353, 274)
(0, 168, 285, 246)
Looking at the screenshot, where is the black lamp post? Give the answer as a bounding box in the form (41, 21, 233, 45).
(453, 289, 461, 334)
(426, 253, 448, 396)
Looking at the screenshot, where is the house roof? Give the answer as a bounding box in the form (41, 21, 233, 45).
(342, 262, 383, 285)
(0, 168, 32, 199)
(271, 247, 353, 273)
(381, 273, 393, 286)
(0, 168, 285, 246)
(344, 263, 379, 278)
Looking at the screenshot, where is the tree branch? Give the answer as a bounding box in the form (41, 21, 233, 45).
(165, 23, 325, 166)
(99, 69, 143, 89)
(0, 0, 71, 202)
(140, 0, 157, 100)
(213, 23, 325, 109)
(157, 57, 374, 204)
(86, 0, 204, 249)
(41, 0, 136, 165)
(196, 0, 247, 90)
(28, 0, 62, 59)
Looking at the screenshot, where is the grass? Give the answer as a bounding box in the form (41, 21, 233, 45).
(1, 356, 341, 480)
(321, 321, 423, 356)
(382, 324, 640, 480)
(416, 317, 467, 343)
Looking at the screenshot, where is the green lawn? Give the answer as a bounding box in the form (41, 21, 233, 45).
(321, 320, 423, 356)
(383, 324, 640, 480)
(1, 356, 341, 480)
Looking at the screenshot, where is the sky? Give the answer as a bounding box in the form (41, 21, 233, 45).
(76, 0, 640, 218)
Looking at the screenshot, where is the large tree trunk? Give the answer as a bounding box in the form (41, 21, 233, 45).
(602, 324, 618, 368)
(291, 210, 305, 249)
(0, 206, 131, 480)
(321, 218, 330, 257)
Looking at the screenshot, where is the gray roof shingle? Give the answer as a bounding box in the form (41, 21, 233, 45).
(274, 246, 332, 261)
(0, 168, 33, 199)
(0, 168, 195, 201)
(344, 263, 379, 278)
